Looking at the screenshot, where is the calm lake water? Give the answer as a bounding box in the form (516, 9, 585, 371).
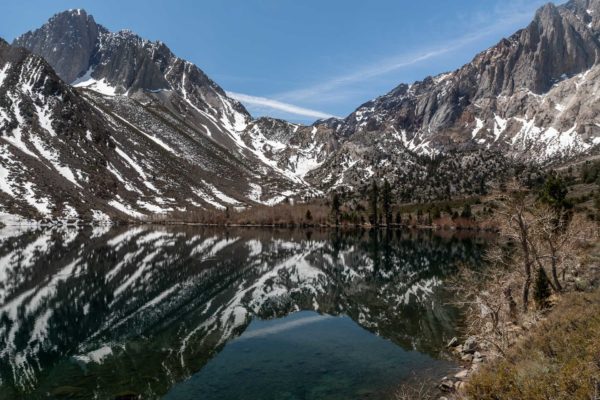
(0, 226, 488, 399)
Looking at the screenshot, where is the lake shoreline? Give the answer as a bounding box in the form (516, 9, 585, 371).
(0, 218, 501, 234)
(427, 188, 600, 399)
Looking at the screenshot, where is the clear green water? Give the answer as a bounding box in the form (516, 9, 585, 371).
(165, 311, 454, 400)
(0, 226, 489, 399)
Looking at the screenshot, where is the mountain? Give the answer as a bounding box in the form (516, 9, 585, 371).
(293, 0, 600, 193)
(2, 1, 600, 222)
(2, 10, 325, 222)
(230, 0, 600, 198)
(0, 37, 118, 221)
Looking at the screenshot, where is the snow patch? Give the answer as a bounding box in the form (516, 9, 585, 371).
(72, 67, 117, 96)
(472, 118, 484, 138)
(0, 63, 11, 88)
(30, 136, 80, 187)
(108, 197, 145, 219)
(493, 114, 507, 141)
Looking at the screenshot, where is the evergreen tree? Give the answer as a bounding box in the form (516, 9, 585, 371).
(460, 203, 472, 219)
(331, 192, 341, 225)
(533, 267, 552, 309)
(369, 181, 379, 226)
(539, 173, 571, 211)
(305, 209, 312, 221)
(539, 173, 572, 228)
(444, 204, 452, 216)
(381, 179, 392, 226)
(416, 208, 423, 224)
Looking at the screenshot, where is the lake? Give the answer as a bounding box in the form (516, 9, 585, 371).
(0, 225, 488, 399)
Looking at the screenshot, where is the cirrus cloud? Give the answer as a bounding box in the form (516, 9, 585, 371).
(227, 91, 340, 120)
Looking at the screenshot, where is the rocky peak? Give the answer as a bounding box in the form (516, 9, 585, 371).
(88, 29, 172, 94)
(13, 9, 104, 83)
(296, 0, 600, 193)
(535, 2, 561, 22)
(14, 9, 251, 125)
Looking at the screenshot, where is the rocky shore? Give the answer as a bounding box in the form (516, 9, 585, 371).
(437, 336, 486, 398)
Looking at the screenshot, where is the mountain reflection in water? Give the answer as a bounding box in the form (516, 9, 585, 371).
(0, 226, 489, 399)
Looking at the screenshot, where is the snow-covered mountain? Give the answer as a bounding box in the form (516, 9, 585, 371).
(2, 10, 327, 222)
(1, 0, 600, 222)
(296, 0, 600, 193)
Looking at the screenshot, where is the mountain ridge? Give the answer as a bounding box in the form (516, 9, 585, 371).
(1, 1, 600, 223)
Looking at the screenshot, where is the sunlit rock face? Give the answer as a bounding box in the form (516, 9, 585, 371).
(0, 226, 487, 398)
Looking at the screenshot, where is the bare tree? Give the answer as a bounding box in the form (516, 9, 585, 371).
(494, 186, 535, 311)
(450, 260, 518, 358)
(529, 205, 573, 292)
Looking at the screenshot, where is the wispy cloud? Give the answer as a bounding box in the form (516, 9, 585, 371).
(229, 0, 546, 120)
(227, 91, 339, 120)
(276, 1, 545, 103)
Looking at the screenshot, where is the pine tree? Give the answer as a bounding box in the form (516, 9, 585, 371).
(533, 267, 551, 309)
(460, 203, 472, 219)
(331, 192, 340, 225)
(305, 209, 312, 221)
(382, 179, 392, 226)
(539, 173, 572, 230)
(369, 181, 379, 226)
(539, 173, 570, 211)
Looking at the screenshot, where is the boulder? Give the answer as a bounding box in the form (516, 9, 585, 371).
(454, 369, 469, 380)
(462, 336, 478, 354)
(473, 351, 485, 364)
(439, 378, 455, 392)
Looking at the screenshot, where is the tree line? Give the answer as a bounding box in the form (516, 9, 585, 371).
(329, 178, 476, 227)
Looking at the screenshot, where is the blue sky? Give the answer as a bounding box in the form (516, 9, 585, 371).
(1, 0, 556, 123)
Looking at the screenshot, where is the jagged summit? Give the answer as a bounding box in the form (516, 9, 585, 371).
(14, 9, 103, 83)
(13, 9, 263, 161)
(13, 9, 246, 110)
